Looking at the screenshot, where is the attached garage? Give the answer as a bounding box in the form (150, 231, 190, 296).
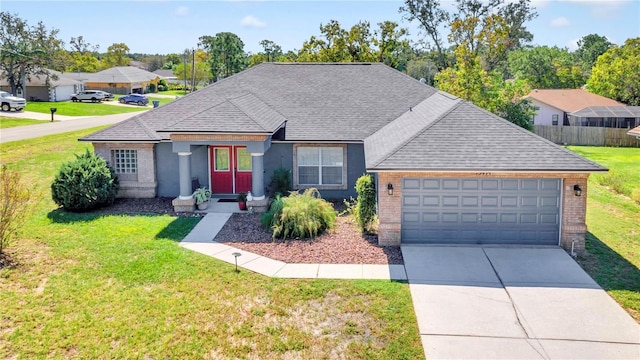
(364, 94, 607, 254)
(401, 177, 560, 245)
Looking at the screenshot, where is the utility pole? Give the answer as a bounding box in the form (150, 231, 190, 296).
(183, 51, 187, 95)
(191, 49, 196, 93)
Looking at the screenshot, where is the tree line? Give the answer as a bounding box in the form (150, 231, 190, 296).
(2, 1, 638, 127)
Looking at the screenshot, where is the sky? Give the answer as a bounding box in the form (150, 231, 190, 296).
(2, 0, 639, 56)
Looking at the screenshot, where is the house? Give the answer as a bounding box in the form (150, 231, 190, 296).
(153, 69, 180, 85)
(525, 89, 623, 127)
(68, 66, 159, 95)
(80, 63, 606, 253)
(0, 69, 83, 102)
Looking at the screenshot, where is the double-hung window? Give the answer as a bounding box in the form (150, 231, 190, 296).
(295, 145, 345, 188)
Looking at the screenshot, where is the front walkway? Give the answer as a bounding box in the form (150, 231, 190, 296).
(178, 210, 406, 280)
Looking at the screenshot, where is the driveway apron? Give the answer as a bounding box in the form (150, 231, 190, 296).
(402, 246, 640, 359)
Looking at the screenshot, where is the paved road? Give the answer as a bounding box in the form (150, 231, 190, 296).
(0, 112, 141, 143)
(402, 246, 640, 359)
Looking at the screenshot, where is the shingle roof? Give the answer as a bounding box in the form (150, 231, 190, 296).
(87, 66, 158, 83)
(82, 63, 435, 142)
(0, 69, 81, 87)
(525, 89, 622, 112)
(367, 102, 607, 172)
(570, 106, 640, 118)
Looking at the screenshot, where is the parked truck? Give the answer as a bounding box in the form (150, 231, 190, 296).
(0, 91, 27, 112)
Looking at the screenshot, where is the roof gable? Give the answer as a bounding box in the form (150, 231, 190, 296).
(368, 101, 606, 172)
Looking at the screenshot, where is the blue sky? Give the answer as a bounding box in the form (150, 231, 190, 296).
(2, 0, 639, 55)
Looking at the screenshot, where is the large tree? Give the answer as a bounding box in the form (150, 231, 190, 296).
(400, 0, 450, 70)
(0, 12, 64, 96)
(248, 39, 284, 66)
(102, 43, 131, 68)
(508, 46, 584, 89)
(575, 34, 613, 75)
(67, 35, 101, 72)
(173, 49, 211, 89)
(199, 32, 246, 80)
(587, 38, 640, 105)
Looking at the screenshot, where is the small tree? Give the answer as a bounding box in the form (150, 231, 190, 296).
(51, 150, 119, 212)
(0, 166, 31, 254)
(354, 174, 376, 232)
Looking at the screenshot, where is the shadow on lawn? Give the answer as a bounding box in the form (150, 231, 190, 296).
(576, 232, 640, 294)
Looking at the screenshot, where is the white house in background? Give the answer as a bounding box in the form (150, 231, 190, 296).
(0, 69, 83, 102)
(525, 89, 622, 126)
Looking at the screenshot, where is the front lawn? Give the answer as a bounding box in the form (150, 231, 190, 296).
(25, 101, 147, 116)
(0, 116, 47, 128)
(0, 130, 423, 359)
(568, 146, 640, 321)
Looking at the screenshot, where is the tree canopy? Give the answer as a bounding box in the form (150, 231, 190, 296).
(587, 37, 640, 105)
(199, 32, 246, 80)
(508, 46, 585, 89)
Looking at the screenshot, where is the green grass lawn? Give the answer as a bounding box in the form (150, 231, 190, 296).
(0, 116, 47, 128)
(25, 101, 147, 116)
(0, 130, 423, 359)
(568, 146, 640, 321)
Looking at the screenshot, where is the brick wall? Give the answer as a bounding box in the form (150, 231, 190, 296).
(377, 171, 590, 253)
(93, 142, 157, 198)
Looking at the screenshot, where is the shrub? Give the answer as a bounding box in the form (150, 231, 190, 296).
(354, 174, 376, 232)
(51, 150, 119, 212)
(147, 83, 157, 93)
(0, 166, 31, 254)
(268, 167, 292, 197)
(157, 84, 167, 92)
(595, 171, 628, 196)
(261, 188, 336, 240)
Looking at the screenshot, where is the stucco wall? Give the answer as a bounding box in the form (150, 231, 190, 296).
(156, 143, 209, 197)
(532, 100, 565, 126)
(376, 171, 590, 254)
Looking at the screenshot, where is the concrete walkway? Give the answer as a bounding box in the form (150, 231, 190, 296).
(179, 212, 407, 280)
(403, 246, 640, 359)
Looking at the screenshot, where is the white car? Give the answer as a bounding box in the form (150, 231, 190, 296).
(0, 91, 26, 112)
(70, 90, 105, 103)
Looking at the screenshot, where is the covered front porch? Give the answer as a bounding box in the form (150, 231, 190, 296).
(170, 133, 272, 212)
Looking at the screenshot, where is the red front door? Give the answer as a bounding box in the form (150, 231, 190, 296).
(210, 146, 252, 194)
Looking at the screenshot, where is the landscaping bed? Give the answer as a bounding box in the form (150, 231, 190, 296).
(92, 197, 403, 265)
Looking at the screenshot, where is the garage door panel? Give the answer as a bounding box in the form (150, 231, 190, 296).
(402, 178, 560, 245)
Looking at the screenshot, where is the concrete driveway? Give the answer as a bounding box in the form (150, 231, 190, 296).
(402, 246, 640, 359)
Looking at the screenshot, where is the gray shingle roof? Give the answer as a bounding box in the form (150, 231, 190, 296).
(82, 63, 435, 142)
(88, 66, 158, 83)
(570, 106, 640, 118)
(367, 101, 606, 172)
(0, 69, 81, 87)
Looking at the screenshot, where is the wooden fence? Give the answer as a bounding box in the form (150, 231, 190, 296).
(534, 125, 640, 147)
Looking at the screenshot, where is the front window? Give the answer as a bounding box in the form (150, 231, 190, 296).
(552, 114, 559, 126)
(296, 146, 344, 186)
(111, 149, 137, 174)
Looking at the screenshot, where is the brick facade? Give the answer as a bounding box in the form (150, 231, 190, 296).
(377, 171, 590, 254)
(93, 143, 157, 198)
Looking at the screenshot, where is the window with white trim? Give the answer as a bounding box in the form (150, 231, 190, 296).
(296, 146, 344, 186)
(111, 149, 137, 174)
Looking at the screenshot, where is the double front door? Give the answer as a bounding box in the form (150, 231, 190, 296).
(210, 146, 252, 194)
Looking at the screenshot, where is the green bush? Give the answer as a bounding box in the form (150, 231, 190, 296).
(0, 165, 31, 254)
(157, 84, 167, 92)
(268, 167, 292, 197)
(51, 150, 119, 212)
(354, 174, 377, 232)
(261, 188, 336, 240)
(147, 83, 157, 93)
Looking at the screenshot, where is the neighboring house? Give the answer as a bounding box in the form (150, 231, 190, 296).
(628, 125, 640, 139)
(525, 89, 623, 127)
(81, 63, 606, 253)
(153, 69, 180, 85)
(0, 69, 83, 102)
(68, 66, 159, 95)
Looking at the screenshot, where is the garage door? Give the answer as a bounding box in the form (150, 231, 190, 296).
(402, 178, 560, 245)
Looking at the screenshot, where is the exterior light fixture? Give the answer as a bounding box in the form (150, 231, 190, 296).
(387, 183, 394, 196)
(232, 252, 241, 272)
(573, 184, 582, 197)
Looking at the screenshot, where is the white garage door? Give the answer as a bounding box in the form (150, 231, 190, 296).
(402, 178, 561, 245)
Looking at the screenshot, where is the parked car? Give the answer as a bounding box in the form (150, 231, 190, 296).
(119, 93, 149, 106)
(70, 90, 105, 103)
(0, 91, 26, 112)
(97, 91, 115, 101)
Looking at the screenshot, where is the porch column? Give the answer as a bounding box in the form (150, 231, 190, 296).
(178, 152, 192, 199)
(251, 152, 265, 200)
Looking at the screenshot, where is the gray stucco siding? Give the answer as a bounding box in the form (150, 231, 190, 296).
(156, 143, 209, 197)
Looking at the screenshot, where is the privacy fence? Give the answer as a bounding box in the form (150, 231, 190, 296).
(534, 126, 640, 147)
